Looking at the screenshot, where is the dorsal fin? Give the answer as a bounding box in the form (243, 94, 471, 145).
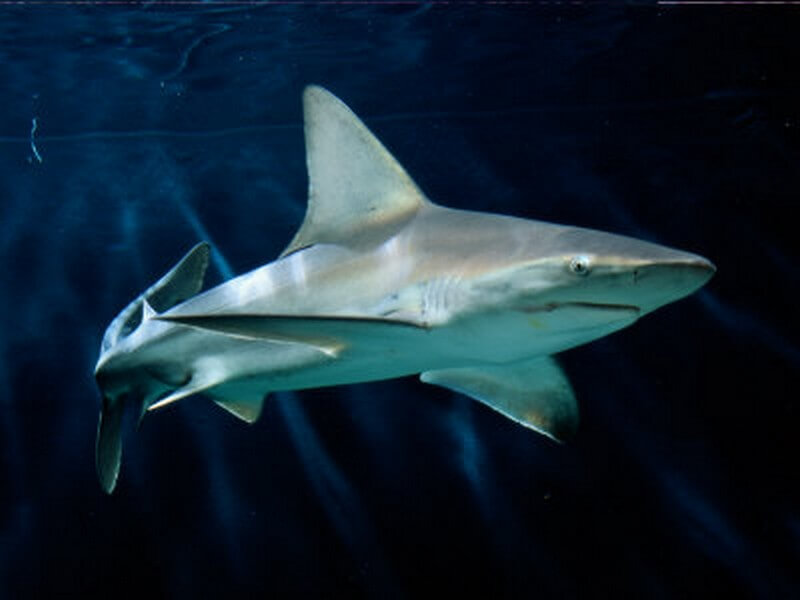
(145, 242, 210, 312)
(280, 86, 431, 257)
(100, 242, 210, 353)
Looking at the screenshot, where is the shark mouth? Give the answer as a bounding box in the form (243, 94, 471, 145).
(521, 302, 641, 315)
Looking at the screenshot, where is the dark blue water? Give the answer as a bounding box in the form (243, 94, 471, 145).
(1, 4, 798, 598)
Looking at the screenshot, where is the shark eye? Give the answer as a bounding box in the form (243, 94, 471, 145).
(569, 255, 591, 276)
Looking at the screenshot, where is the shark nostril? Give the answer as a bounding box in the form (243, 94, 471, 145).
(633, 269, 639, 283)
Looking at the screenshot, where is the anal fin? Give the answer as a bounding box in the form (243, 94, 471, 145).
(421, 356, 578, 442)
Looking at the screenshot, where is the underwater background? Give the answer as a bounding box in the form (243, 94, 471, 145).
(1, 3, 798, 598)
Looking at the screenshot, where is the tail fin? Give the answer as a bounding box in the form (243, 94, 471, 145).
(96, 395, 124, 494)
(94, 242, 211, 494)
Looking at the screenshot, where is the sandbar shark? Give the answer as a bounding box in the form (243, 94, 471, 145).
(94, 86, 715, 493)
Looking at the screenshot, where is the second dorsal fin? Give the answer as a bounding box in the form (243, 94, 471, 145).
(280, 86, 431, 257)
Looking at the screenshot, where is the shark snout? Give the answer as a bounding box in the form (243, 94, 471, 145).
(633, 254, 715, 314)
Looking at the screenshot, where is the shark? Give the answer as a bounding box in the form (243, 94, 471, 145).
(94, 85, 715, 493)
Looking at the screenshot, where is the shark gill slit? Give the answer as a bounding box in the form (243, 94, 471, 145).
(422, 275, 457, 324)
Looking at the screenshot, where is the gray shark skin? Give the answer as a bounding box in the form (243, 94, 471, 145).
(94, 86, 715, 493)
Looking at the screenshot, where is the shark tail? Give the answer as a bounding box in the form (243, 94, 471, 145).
(94, 242, 213, 494)
(96, 395, 124, 494)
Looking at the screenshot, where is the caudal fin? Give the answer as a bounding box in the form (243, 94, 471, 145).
(95, 396, 124, 494)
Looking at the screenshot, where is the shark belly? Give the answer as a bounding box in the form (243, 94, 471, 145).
(192, 301, 638, 396)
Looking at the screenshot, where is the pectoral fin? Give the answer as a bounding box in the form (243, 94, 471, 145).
(421, 356, 578, 442)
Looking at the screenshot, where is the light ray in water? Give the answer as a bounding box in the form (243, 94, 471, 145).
(276, 392, 394, 591)
(172, 193, 234, 280)
(448, 401, 486, 496)
(698, 291, 800, 364)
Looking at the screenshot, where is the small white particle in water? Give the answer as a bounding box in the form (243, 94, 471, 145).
(30, 117, 42, 164)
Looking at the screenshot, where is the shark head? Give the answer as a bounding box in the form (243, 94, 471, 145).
(457, 216, 715, 356)
(517, 222, 715, 313)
